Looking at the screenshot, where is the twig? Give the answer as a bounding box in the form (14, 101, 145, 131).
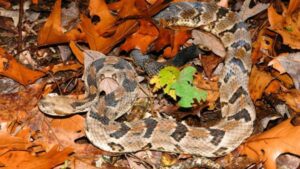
(17, 0, 24, 53)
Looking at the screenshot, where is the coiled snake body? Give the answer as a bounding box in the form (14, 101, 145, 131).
(38, 2, 255, 157)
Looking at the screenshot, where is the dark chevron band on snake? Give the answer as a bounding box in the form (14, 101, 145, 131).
(38, 2, 255, 157)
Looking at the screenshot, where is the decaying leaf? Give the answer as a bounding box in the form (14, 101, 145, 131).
(239, 118, 300, 169)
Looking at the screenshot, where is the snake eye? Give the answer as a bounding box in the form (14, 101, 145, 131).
(112, 73, 117, 80)
(100, 74, 105, 80)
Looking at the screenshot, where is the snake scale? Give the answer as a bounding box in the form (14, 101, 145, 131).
(38, 2, 255, 157)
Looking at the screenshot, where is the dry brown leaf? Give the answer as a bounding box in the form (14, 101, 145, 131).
(269, 52, 300, 90)
(81, 15, 138, 54)
(153, 26, 172, 52)
(0, 48, 45, 85)
(37, 0, 83, 45)
(0, 82, 45, 122)
(200, 54, 223, 78)
(268, 1, 300, 49)
(277, 89, 300, 112)
(0, 145, 73, 169)
(89, 0, 117, 34)
(251, 28, 276, 64)
(163, 30, 191, 58)
(194, 74, 219, 109)
(249, 66, 274, 101)
(121, 20, 159, 53)
(108, 0, 148, 18)
(0, 129, 32, 156)
(239, 118, 300, 169)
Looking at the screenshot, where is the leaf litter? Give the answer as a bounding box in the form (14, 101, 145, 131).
(0, 0, 300, 168)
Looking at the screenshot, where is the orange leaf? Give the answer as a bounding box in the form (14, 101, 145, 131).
(287, 0, 300, 15)
(0, 48, 45, 85)
(249, 66, 273, 101)
(268, 3, 300, 49)
(0, 131, 32, 156)
(0, 145, 73, 169)
(278, 89, 300, 112)
(153, 26, 172, 51)
(121, 20, 159, 53)
(163, 30, 191, 58)
(70, 41, 84, 64)
(239, 118, 300, 169)
(81, 15, 138, 53)
(89, 0, 117, 34)
(108, 0, 148, 18)
(37, 0, 83, 45)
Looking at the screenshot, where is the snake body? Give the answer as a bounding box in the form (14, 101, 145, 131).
(38, 2, 255, 157)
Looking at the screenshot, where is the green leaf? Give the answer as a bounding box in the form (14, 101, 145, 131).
(177, 66, 196, 83)
(150, 66, 180, 99)
(150, 65, 207, 107)
(171, 82, 207, 107)
(171, 66, 207, 108)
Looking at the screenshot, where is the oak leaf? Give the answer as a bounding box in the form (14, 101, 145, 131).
(121, 20, 159, 53)
(0, 48, 45, 85)
(239, 118, 300, 169)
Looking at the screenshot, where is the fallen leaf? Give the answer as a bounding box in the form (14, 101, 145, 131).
(0, 145, 73, 169)
(200, 54, 223, 78)
(269, 52, 300, 90)
(163, 30, 191, 58)
(0, 129, 32, 156)
(277, 89, 300, 112)
(268, 1, 300, 49)
(171, 66, 207, 108)
(0, 48, 45, 85)
(37, 0, 83, 45)
(249, 66, 273, 101)
(150, 66, 179, 99)
(121, 19, 159, 53)
(239, 118, 300, 169)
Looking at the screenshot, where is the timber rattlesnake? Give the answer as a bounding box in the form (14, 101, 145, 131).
(38, 2, 255, 157)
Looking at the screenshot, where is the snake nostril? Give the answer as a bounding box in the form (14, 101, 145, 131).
(99, 91, 106, 96)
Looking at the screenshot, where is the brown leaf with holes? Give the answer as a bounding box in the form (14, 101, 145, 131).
(249, 66, 273, 101)
(239, 118, 300, 169)
(121, 20, 159, 53)
(0, 145, 73, 169)
(268, 0, 300, 49)
(0, 48, 45, 85)
(89, 0, 117, 34)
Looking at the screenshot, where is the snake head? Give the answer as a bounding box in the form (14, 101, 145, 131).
(38, 95, 83, 116)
